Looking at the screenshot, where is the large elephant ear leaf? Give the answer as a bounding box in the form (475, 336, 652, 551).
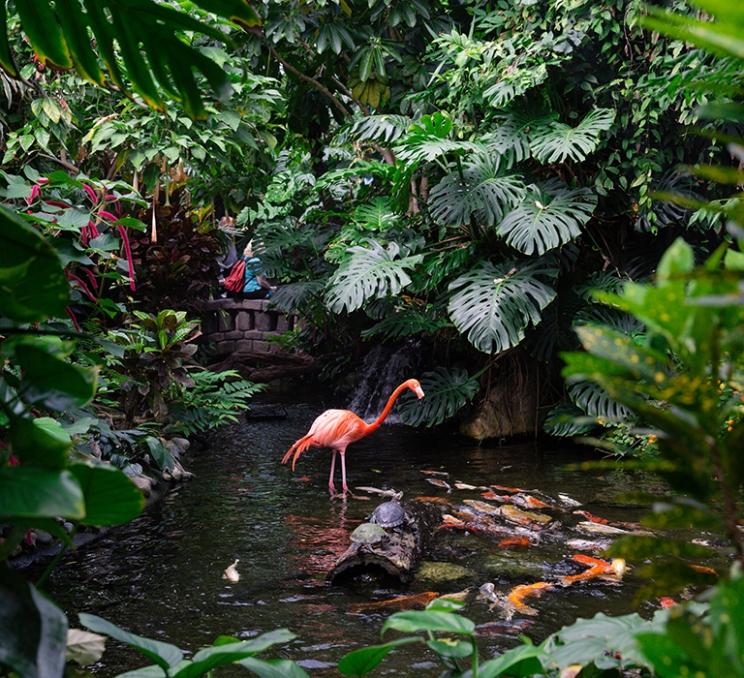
(398, 368, 480, 427)
(428, 155, 525, 227)
(529, 108, 615, 163)
(448, 259, 557, 354)
(497, 181, 597, 255)
(326, 240, 423, 313)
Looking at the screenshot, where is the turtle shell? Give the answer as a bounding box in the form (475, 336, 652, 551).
(370, 500, 406, 528)
(350, 522, 387, 545)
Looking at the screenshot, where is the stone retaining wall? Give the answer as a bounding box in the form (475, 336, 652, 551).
(200, 298, 297, 355)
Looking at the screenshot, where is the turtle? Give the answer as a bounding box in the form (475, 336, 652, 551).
(350, 522, 387, 546)
(370, 499, 407, 529)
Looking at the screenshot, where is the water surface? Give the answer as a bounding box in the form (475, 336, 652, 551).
(47, 403, 666, 675)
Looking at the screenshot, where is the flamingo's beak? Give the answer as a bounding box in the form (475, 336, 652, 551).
(415, 386, 425, 399)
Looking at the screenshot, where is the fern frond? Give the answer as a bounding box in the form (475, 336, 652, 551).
(428, 155, 525, 226)
(448, 258, 557, 354)
(398, 367, 480, 427)
(325, 240, 423, 313)
(497, 180, 597, 255)
(529, 108, 615, 163)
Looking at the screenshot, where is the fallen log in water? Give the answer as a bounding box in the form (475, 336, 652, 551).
(328, 500, 441, 585)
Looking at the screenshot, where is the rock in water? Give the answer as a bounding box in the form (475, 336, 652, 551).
(417, 561, 473, 584)
(223, 559, 240, 582)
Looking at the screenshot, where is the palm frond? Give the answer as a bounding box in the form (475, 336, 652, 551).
(7, 1, 260, 119)
(428, 155, 525, 227)
(497, 180, 596, 255)
(529, 108, 615, 163)
(325, 240, 423, 313)
(448, 258, 557, 354)
(398, 367, 480, 427)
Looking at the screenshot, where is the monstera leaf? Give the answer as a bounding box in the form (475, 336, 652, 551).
(346, 114, 413, 143)
(326, 240, 422, 313)
(2, 1, 260, 118)
(569, 380, 632, 422)
(448, 258, 557, 354)
(497, 181, 597, 255)
(529, 108, 615, 163)
(481, 114, 532, 164)
(543, 402, 596, 437)
(352, 198, 401, 230)
(395, 112, 477, 164)
(398, 368, 480, 427)
(428, 155, 525, 227)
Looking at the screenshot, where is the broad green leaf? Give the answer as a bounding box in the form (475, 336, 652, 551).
(529, 108, 615, 163)
(0, 567, 68, 678)
(0, 205, 68, 321)
(70, 463, 144, 526)
(448, 258, 557, 354)
(478, 643, 544, 677)
(338, 638, 422, 676)
(381, 610, 475, 636)
(9, 416, 71, 468)
(239, 657, 310, 678)
(0, 468, 84, 519)
(398, 367, 479, 427)
(79, 613, 183, 671)
(426, 638, 473, 658)
(497, 181, 596, 255)
(16, 0, 72, 68)
(16, 344, 96, 410)
(0, 0, 18, 76)
(657, 237, 695, 282)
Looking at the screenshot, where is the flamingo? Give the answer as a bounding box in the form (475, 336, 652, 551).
(281, 378, 425, 497)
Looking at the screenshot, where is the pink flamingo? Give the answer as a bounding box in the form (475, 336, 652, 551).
(281, 378, 425, 497)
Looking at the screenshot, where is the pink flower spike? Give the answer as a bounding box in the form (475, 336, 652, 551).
(117, 225, 136, 292)
(98, 210, 117, 222)
(83, 183, 98, 204)
(81, 225, 89, 246)
(66, 306, 82, 331)
(66, 271, 97, 302)
(87, 220, 100, 239)
(26, 184, 40, 205)
(37, 177, 49, 185)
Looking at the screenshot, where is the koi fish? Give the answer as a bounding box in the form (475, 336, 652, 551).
(421, 469, 450, 477)
(565, 538, 612, 553)
(659, 597, 678, 608)
(506, 582, 554, 615)
(348, 591, 439, 612)
(558, 493, 582, 508)
(414, 495, 452, 506)
(576, 521, 630, 536)
(476, 619, 533, 636)
(498, 536, 532, 549)
(512, 494, 552, 510)
(500, 504, 553, 527)
(491, 484, 526, 494)
(356, 486, 401, 498)
(426, 478, 452, 492)
(573, 510, 610, 525)
(464, 499, 501, 516)
(689, 564, 718, 577)
(455, 481, 486, 491)
(560, 555, 626, 586)
(480, 490, 510, 502)
(223, 559, 240, 583)
(439, 514, 513, 539)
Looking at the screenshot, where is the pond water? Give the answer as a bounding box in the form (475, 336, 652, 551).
(46, 402, 668, 675)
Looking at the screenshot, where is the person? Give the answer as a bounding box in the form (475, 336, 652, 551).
(240, 240, 276, 299)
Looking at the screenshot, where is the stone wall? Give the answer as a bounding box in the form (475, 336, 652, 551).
(200, 298, 297, 355)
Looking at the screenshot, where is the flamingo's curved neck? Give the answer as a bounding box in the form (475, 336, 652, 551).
(365, 382, 410, 433)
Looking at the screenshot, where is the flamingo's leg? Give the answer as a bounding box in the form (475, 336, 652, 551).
(328, 450, 337, 496)
(340, 451, 350, 496)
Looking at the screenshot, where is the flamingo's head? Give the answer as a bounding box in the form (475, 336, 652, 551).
(406, 378, 425, 399)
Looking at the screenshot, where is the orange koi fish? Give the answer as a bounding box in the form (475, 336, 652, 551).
(506, 582, 554, 615)
(492, 484, 526, 494)
(481, 490, 510, 502)
(415, 495, 452, 506)
(573, 510, 610, 525)
(498, 536, 532, 549)
(513, 494, 551, 510)
(560, 554, 626, 586)
(349, 591, 439, 612)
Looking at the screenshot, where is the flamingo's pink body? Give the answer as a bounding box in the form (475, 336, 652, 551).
(281, 378, 425, 496)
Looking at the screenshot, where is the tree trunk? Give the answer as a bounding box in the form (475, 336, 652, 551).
(328, 501, 441, 585)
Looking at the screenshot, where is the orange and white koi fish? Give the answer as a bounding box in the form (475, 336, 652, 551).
(560, 554, 626, 586)
(506, 582, 554, 615)
(349, 591, 439, 612)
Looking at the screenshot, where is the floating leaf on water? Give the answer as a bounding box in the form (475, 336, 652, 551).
(223, 559, 240, 583)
